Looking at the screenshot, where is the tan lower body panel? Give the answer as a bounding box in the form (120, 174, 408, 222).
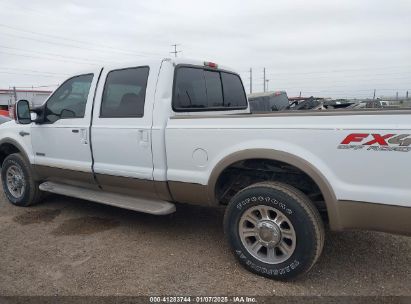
(31, 165, 411, 235)
(33, 165, 209, 206)
(170, 181, 411, 235)
(96, 173, 160, 200)
(336, 200, 411, 236)
(167, 181, 211, 206)
(33, 165, 173, 201)
(33, 165, 98, 189)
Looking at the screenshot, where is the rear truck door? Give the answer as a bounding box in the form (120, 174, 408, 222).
(90, 64, 157, 198)
(30, 70, 101, 186)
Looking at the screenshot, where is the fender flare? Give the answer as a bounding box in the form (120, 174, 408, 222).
(207, 148, 342, 230)
(0, 137, 31, 164)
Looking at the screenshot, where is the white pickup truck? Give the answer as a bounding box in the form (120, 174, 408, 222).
(1, 58, 410, 280)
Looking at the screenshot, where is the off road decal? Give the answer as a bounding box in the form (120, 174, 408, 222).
(338, 133, 411, 152)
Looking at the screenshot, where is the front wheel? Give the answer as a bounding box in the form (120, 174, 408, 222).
(1, 153, 44, 207)
(224, 182, 324, 280)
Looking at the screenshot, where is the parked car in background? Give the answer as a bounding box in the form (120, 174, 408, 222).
(348, 99, 398, 109)
(0, 115, 10, 124)
(287, 97, 354, 111)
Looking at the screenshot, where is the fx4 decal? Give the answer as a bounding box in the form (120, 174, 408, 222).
(338, 133, 411, 152)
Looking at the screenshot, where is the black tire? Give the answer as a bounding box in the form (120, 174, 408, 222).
(224, 181, 324, 280)
(1, 153, 44, 207)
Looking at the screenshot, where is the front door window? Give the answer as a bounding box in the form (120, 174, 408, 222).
(45, 74, 93, 123)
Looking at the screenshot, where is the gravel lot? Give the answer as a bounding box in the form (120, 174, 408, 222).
(0, 190, 410, 296)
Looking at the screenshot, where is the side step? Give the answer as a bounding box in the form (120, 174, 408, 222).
(39, 181, 176, 215)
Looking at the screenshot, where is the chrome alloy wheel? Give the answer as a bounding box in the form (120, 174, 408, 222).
(6, 165, 26, 198)
(238, 205, 296, 264)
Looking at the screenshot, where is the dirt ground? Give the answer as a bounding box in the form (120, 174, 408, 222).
(0, 191, 410, 296)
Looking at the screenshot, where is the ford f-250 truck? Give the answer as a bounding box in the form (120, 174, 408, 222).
(1, 58, 410, 280)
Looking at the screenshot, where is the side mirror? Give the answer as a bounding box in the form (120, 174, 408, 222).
(15, 100, 32, 124)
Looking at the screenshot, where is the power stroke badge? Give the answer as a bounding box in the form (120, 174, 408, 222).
(338, 133, 411, 152)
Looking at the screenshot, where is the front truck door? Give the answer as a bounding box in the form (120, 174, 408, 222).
(31, 71, 100, 186)
(91, 65, 156, 198)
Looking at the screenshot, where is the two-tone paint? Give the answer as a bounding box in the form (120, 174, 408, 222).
(0, 58, 410, 235)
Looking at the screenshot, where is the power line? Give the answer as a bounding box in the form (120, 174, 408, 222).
(2, 5, 50, 18)
(0, 71, 67, 78)
(242, 82, 411, 92)
(0, 45, 120, 65)
(266, 72, 411, 81)
(241, 76, 411, 87)
(281, 88, 410, 94)
(13, 84, 59, 89)
(238, 65, 411, 76)
(0, 31, 160, 59)
(240, 80, 411, 93)
(0, 23, 162, 57)
(0, 67, 70, 76)
(0, 50, 100, 66)
(240, 70, 411, 81)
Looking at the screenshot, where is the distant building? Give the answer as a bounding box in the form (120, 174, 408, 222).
(0, 89, 52, 110)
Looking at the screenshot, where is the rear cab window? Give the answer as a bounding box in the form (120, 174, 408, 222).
(172, 65, 247, 112)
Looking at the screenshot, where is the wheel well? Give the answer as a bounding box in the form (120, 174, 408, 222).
(0, 143, 21, 167)
(214, 158, 328, 221)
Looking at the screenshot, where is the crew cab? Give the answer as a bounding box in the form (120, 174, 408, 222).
(0, 58, 410, 280)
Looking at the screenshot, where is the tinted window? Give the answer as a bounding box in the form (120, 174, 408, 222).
(101, 67, 149, 118)
(45, 74, 93, 123)
(221, 72, 247, 107)
(173, 67, 247, 111)
(173, 68, 207, 109)
(205, 70, 223, 107)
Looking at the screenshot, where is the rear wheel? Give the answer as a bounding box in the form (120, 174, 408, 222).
(224, 182, 324, 280)
(1, 153, 44, 207)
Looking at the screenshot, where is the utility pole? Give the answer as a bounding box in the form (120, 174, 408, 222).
(299, 91, 302, 98)
(407, 90, 409, 99)
(263, 68, 266, 92)
(373, 89, 376, 100)
(249, 68, 253, 94)
(396, 91, 399, 100)
(170, 44, 181, 57)
(265, 79, 269, 92)
(13, 86, 17, 103)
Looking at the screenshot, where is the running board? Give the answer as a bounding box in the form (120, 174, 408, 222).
(39, 181, 176, 215)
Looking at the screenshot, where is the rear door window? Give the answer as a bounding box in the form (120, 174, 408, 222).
(100, 66, 149, 118)
(173, 66, 247, 111)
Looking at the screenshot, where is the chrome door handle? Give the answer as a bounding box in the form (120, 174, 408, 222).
(19, 131, 30, 137)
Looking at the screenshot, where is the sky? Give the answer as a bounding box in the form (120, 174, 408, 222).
(0, 0, 410, 98)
